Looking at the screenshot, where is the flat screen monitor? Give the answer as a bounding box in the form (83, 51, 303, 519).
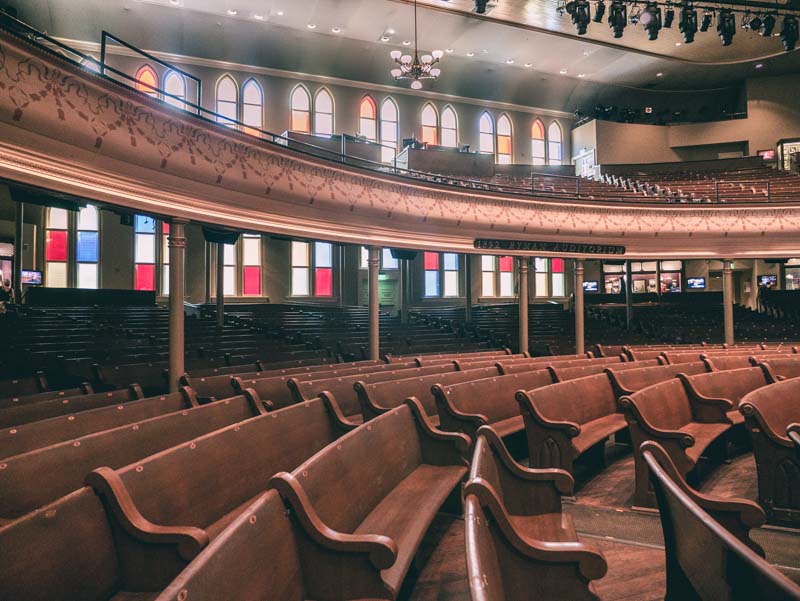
(21, 270, 43, 285)
(583, 281, 599, 292)
(687, 277, 706, 289)
(759, 275, 777, 287)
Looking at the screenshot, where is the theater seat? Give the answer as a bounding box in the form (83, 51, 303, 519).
(573, 413, 627, 454)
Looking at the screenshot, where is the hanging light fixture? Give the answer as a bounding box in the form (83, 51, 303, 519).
(389, 0, 444, 90)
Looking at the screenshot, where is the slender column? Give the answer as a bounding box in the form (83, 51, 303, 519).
(368, 246, 381, 360)
(168, 219, 188, 392)
(723, 259, 735, 346)
(13, 202, 23, 304)
(216, 242, 225, 329)
(655, 260, 662, 300)
(625, 260, 634, 329)
(574, 260, 585, 355)
(399, 258, 409, 324)
(518, 257, 529, 355)
(204, 241, 211, 305)
(465, 254, 473, 323)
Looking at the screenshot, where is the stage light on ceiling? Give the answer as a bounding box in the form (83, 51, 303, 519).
(475, 0, 489, 13)
(747, 15, 763, 31)
(781, 15, 798, 50)
(568, 0, 592, 34)
(717, 9, 735, 45)
(608, 0, 627, 38)
(762, 14, 776, 36)
(641, 3, 663, 40)
(663, 7, 675, 27)
(593, 0, 606, 22)
(679, 3, 698, 41)
(700, 11, 712, 31)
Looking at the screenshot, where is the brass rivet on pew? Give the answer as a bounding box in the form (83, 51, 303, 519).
(117, 406, 124, 410)
(9, 429, 17, 434)
(136, 465, 144, 472)
(0, 463, 6, 470)
(181, 411, 188, 416)
(177, 590, 188, 601)
(249, 515, 257, 524)
(337, 444, 342, 450)
(73, 441, 80, 447)
(367, 425, 373, 431)
(224, 400, 230, 405)
(302, 470, 308, 477)
(68, 416, 75, 421)
(190, 443, 197, 449)
(234, 426, 240, 432)
(132, 425, 139, 430)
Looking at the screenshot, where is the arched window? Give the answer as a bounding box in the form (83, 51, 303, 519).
(421, 103, 438, 145)
(441, 106, 458, 148)
(45, 208, 69, 288)
(497, 114, 512, 164)
(314, 88, 334, 136)
(548, 122, 563, 165)
(479, 112, 495, 155)
(531, 119, 546, 165)
(215, 75, 238, 127)
(290, 86, 311, 133)
(76, 205, 99, 289)
(135, 65, 159, 98)
(379, 98, 399, 163)
(164, 71, 186, 110)
(358, 96, 377, 141)
(242, 79, 264, 136)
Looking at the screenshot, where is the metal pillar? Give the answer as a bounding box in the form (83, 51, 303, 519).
(723, 259, 735, 346)
(168, 219, 188, 392)
(465, 254, 473, 323)
(13, 202, 23, 304)
(399, 258, 409, 324)
(625, 260, 634, 329)
(216, 242, 225, 329)
(518, 257, 529, 355)
(368, 246, 380, 360)
(574, 260, 585, 355)
(204, 241, 211, 305)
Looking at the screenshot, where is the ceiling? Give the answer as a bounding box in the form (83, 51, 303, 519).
(10, 0, 800, 114)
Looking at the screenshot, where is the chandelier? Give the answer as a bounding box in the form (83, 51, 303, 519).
(389, 0, 443, 89)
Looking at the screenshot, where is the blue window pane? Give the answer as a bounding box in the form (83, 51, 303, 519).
(77, 232, 98, 262)
(444, 253, 459, 271)
(425, 271, 440, 297)
(135, 215, 156, 233)
(315, 242, 332, 268)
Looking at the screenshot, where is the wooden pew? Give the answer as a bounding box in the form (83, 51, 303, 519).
(642, 441, 800, 601)
(549, 358, 660, 382)
(0, 387, 198, 460)
(739, 378, 800, 527)
(0, 385, 145, 429)
(497, 355, 626, 376)
(0, 391, 266, 523)
(663, 349, 793, 366)
(464, 426, 607, 600)
(384, 348, 511, 363)
(85, 396, 357, 589)
(759, 357, 800, 380)
(606, 361, 709, 399)
(679, 366, 774, 426)
(269, 398, 469, 600)
(433, 369, 556, 444)
(0, 372, 48, 399)
(0, 383, 92, 409)
(619, 366, 773, 508)
(355, 365, 500, 423)
(92, 362, 168, 396)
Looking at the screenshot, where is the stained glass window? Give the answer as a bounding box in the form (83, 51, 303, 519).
(359, 96, 377, 141)
(548, 122, 563, 165)
(134, 214, 156, 291)
(532, 120, 546, 166)
(242, 79, 263, 136)
(135, 65, 158, 98)
(76, 205, 98, 289)
(45, 208, 69, 288)
(497, 115, 512, 164)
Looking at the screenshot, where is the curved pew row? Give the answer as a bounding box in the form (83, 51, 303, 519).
(661, 347, 797, 366)
(643, 442, 800, 601)
(760, 356, 800, 380)
(0, 382, 93, 409)
(384, 348, 514, 363)
(739, 377, 800, 527)
(464, 427, 607, 601)
(0, 390, 265, 523)
(620, 366, 776, 508)
(0, 395, 356, 600)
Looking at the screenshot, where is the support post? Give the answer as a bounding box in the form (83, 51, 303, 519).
(518, 257, 529, 355)
(574, 259, 585, 355)
(723, 259, 735, 346)
(168, 219, 188, 392)
(216, 242, 225, 329)
(204, 241, 211, 305)
(13, 201, 23, 304)
(368, 246, 380, 360)
(399, 258, 409, 324)
(465, 254, 473, 323)
(625, 260, 634, 330)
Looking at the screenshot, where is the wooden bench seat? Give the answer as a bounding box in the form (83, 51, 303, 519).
(606, 361, 709, 399)
(0, 383, 92, 409)
(85, 396, 356, 590)
(739, 378, 800, 527)
(93, 363, 168, 396)
(464, 426, 606, 600)
(385, 349, 511, 363)
(549, 358, 659, 382)
(759, 357, 800, 380)
(679, 366, 774, 427)
(355, 366, 500, 423)
(0, 384, 145, 429)
(0, 391, 266, 523)
(269, 399, 469, 600)
(643, 441, 800, 600)
(662, 349, 793, 365)
(0, 372, 48, 399)
(497, 355, 626, 376)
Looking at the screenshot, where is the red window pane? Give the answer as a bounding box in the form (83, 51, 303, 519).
(162, 222, 170, 234)
(135, 264, 155, 291)
(424, 252, 439, 270)
(552, 258, 564, 273)
(315, 267, 333, 296)
(243, 266, 261, 295)
(499, 256, 513, 272)
(46, 230, 68, 261)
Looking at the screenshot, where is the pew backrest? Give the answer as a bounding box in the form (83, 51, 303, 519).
(739, 378, 800, 446)
(606, 362, 708, 398)
(759, 357, 800, 381)
(680, 366, 773, 412)
(550, 359, 659, 382)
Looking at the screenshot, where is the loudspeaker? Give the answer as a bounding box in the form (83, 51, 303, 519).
(202, 227, 240, 245)
(120, 214, 134, 226)
(390, 249, 418, 261)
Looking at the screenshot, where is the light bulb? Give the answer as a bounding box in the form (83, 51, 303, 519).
(411, 80, 423, 90)
(401, 54, 412, 63)
(390, 68, 402, 77)
(390, 50, 402, 60)
(430, 68, 441, 77)
(421, 54, 432, 64)
(432, 49, 444, 59)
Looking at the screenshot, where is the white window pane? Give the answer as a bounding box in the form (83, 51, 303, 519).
(498, 155, 511, 165)
(316, 90, 333, 113)
(497, 116, 511, 135)
(291, 241, 309, 266)
(217, 77, 237, 101)
(480, 133, 494, 153)
(48, 208, 69, 229)
(533, 156, 546, 166)
(441, 129, 457, 148)
(382, 249, 398, 269)
(552, 273, 565, 297)
(360, 246, 368, 269)
(77, 263, 98, 289)
(444, 253, 458, 270)
(291, 87, 310, 111)
(535, 273, 548, 297)
(135, 234, 155, 263)
(242, 104, 262, 128)
(223, 244, 236, 266)
(292, 267, 310, 295)
(78, 206, 98, 230)
(224, 265, 236, 295)
(243, 236, 261, 265)
(481, 255, 495, 272)
(661, 260, 683, 271)
(444, 271, 459, 297)
(641, 261, 658, 272)
(425, 271, 440, 297)
(162, 265, 169, 295)
(381, 100, 398, 121)
(548, 122, 562, 142)
(315, 242, 332, 268)
(500, 272, 513, 297)
(46, 262, 67, 288)
(315, 114, 333, 135)
(481, 272, 495, 297)
(162, 235, 169, 265)
(360, 118, 376, 140)
(381, 122, 397, 143)
(421, 105, 437, 127)
(480, 114, 493, 133)
(534, 258, 548, 272)
(243, 81, 262, 104)
(549, 142, 562, 162)
(532, 139, 545, 158)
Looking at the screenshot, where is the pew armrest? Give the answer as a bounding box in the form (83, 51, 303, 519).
(86, 467, 209, 561)
(269, 472, 397, 570)
(242, 387, 272, 414)
(432, 384, 488, 429)
(318, 391, 360, 434)
(679, 374, 734, 424)
(516, 390, 581, 438)
(739, 403, 795, 448)
(788, 424, 800, 451)
(405, 396, 471, 465)
(619, 397, 695, 449)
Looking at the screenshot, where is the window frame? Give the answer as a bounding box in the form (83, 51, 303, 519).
(481, 255, 515, 298)
(241, 78, 264, 136)
(531, 119, 546, 166)
(135, 65, 159, 98)
(496, 114, 513, 165)
(313, 87, 335, 136)
(440, 106, 458, 148)
(358, 95, 378, 141)
(548, 121, 563, 165)
(291, 240, 336, 298)
(421, 103, 439, 146)
(479, 112, 495, 156)
(379, 97, 399, 164)
(215, 74, 239, 128)
(290, 85, 312, 133)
